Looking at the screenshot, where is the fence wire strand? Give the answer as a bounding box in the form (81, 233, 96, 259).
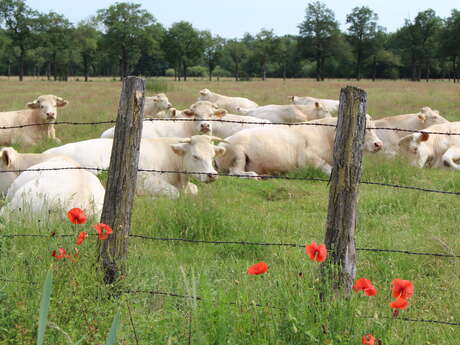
(0, 117, 459, 136)
(0, 166, 458, 196)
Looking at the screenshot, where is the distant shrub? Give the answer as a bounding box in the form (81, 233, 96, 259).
(146, 78, 174, 93)
(213, 66, 232, 77)
(165, 68, 175, 77)
(187, 65, 208, 77)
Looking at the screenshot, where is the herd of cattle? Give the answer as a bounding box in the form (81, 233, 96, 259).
(0, 88, 458, 219)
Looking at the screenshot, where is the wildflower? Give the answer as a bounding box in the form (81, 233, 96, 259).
(362, 334, 375, 345)
(353, 278, 377, 296)
(391, 278, 414, 299)
(305, 242, 327, 262)
(247, 262, 268, 275)
(75, 232, 88, 246)
(93, 223, 113, 240)
(52, 248, 70, 259)
(67, 208, 86, 225)
(390, 297, 409, 310)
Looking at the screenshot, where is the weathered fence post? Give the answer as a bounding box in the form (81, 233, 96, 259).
(99, 76, 145, 284)
(322, 86, 367, 295)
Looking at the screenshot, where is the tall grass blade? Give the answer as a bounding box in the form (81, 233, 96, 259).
(105, 311, 121, 345)
(36, 269, 53, 345)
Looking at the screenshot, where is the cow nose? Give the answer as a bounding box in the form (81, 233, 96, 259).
(167, 103, 172, 108)
(201, 123, 210, 132)
(47, 112, 55, 119)
(207, 173, 217, 182)
(374, 142, 383, 151)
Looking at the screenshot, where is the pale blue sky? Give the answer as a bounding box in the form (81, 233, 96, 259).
(28, 0, 458, 38)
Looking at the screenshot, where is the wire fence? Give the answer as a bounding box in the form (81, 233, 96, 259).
(1, 117, 460, 136)
(1, 233, 458, 259)
(0, 166, 459, 196)
(1, 113, 459, 334)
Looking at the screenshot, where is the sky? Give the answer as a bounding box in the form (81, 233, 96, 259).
(27, 0, 459, 38)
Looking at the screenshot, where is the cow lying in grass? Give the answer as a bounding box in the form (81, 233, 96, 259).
(0, 147, 104, 218)
(0, 95, 68, 146)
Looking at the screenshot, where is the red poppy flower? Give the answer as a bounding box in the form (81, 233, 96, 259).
(247, 262, 268, 275)
(75, 232, 88, 246)
(67, 208, 87, 225)
(52, 248, 70, 259)
(362, 334, 375, 345)
(390, 297, 409, 310)
(305, 242, 327, 262)
(353, 278, 377, 296)
(93, 223, 113, 240)
(391, 279, 414, 299)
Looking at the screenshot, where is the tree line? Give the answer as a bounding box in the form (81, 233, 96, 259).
(0, 0, 459, 82)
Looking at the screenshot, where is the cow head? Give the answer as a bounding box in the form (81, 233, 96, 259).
(198, 88, 212, 100)
(152, 93, 172, 110)
(398, 132, 431, 167)
(313, 102, 331, 119)
(364, 115, 384, 153)
(27, 95, 68, 122)
(0, 147, 19, 171)
(417, 107, 449, 127)
(170, 135, 227, 183)
(183, 101, 227, 135)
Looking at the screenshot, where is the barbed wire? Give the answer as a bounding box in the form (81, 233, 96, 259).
(1, 233, 458, 259)
(0, 166, 458, 196)
(1, 117, 459, 136)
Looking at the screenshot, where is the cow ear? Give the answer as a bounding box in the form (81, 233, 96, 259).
(171, 143, 187, 156)
(200, 89, 207, 96)
(183, 109, 194, 117)
(27, 100, 40, 109)
(417, 113, 427, 122)
(56, 97, 68, 107)
(213, 109, 227, 118)
(214, 146, 226, 157)
(315, 101, 320, 108)
(420, 132, 429, 142)
(398, 134, 413, 148)
(289, 96, 295, 102)
(1, 149, 13, 167)
(171, 108, 177, 117)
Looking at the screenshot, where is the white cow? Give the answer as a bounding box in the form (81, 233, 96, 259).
(100, 101, 226, 139)
(373, 107, 449, 156)
(215, 116, 383, 177)
(398, 122, 460, 170)
(243, 103, 331, 123)
(44, 135, 226, 198)
(290, 96, 339, 114)
(0, 148, 104, 218)
(144, 93, 172, 117)
(198, 88, 258, 114)
(0, 95, 68, 146)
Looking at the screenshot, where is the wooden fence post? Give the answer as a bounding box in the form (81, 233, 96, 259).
(322, 86, 367, 295)
(99, 76, 145, 285)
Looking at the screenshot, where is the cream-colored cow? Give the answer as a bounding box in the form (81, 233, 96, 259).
(198, 88, 258, 114)
(243, 103, 331, 123)
(0, 95, 68, 145)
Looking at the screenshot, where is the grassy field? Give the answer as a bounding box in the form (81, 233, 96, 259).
(0, 78, 459, 345)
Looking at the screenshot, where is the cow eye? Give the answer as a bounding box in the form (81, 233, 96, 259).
(40, 105, 44, 108)
(193, 155, 200, 160)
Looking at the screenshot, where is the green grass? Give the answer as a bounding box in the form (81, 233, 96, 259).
(0, 78, 459, 344)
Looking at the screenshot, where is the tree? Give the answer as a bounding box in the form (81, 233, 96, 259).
(0, 0, 39, 81)
(298, 1, 343, 81)
(97, 2, 154, 80)
(440, 10, 460, 82)
(74, 21, 99, 81)
(223, 39, 247, 81)
(202, 31, 224, 81)
(37, 12, 73, 81)
(253, 29, 278, 80)
(396, 10, 441, 81)
(274, 35, 298, 80)
(346, 6, 379, 80)
(163, 21, 204, 81)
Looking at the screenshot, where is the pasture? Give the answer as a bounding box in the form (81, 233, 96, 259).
(0, 78, 459, 345)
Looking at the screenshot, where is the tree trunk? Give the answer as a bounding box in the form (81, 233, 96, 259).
(121, 47, 128, 79)
(235, 61, 239, 81)
(183, 62, 187, 81)
(83, 55, 89, 82)
(316, 57, 321, 81)
(411, 55, 417, 81)
(7, 59, 11, 79)
(262, 62, 266, 81)
(283, 62, 286, 81)
(53, 53, 57, 81)
(356, 50, 362, 81)
(320, 57, 325, 81)
(19, 45, 25, 81)
(453, 56, 457, 83)
(209, 62, 213, 81)
(372, 55, 377, 82)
